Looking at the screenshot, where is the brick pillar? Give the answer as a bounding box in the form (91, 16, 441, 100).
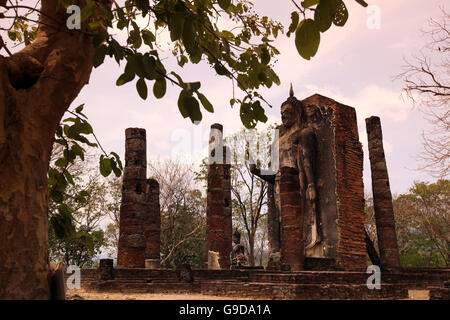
(280, 167, 305, 271)
(117, 128, 147, 268)
(144, 178, 161, 268)
(206, 124, 232, 269)
(366, 116, 400, 270)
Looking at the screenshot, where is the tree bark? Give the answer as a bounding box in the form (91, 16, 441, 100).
(0, 0, 95, 299)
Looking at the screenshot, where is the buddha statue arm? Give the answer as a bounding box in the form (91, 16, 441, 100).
(249, 163, 276, 184)
(299, 128, 317, 201)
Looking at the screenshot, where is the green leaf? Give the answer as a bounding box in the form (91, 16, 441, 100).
(355, 0, 368, 7)
(93, 45, 107, 68)
(239, 101, 268, 129)
(314, 0, 334, 33)
(75, 104, 84, 113)
(64, 170, 75, 185)
(182, 18, 198, 57)
(136, 78, 148, 100)
(178, 90, 202, 123)
(178, 90, 190, 118)
(153, 78, 166, 99)
(142, 54, 158, 80)
(214, 63, 229, 76)
(295, 19, 321, 60)
(333, 0, 348, 27)
(116, 72, 135, 86)
(109, 39, 124, 63)
(287, 11, 299, 37)
(110, 151, 123, 170)
(99, 156, 112, 177)
(301, 0, 320, 8)
(196, 92, 214, 113)
(81, 1, 96, 23)
(128, 29, 142, 49)
(55, 158, 68, 168)
(8, 30, 16, 41)
(141, 30, 155, 47)
(50, 209, 75, 239)
(218, 0, 231, 10)
(110, 158, 122, 177)
(260, 46, 270, 65)
(135, 0, 150, 15)
(71, 144, 85, 161)
(67, 122, 93, 137)
(168, 13, 184, 41)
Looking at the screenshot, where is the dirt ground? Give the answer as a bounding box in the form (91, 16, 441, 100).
(66, 288, 429, 300)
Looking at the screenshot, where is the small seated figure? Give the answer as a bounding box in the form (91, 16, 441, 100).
(230, 230, 247, 269)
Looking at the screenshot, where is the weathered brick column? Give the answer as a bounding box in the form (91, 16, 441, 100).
(366, 116, 400, 271)
(117, 128, 148, 268)
(206, 124, 232, 269)
(280, 167, 305, 271)
(145, 178, 161, 268)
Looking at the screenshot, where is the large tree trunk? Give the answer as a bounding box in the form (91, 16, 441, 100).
(0, 0, 95, 299)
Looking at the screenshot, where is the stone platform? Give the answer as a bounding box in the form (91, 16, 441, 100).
(70, 268, 449, 300)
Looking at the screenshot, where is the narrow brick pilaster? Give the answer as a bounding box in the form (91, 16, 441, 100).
(145, 178, 161, 266)
(280, 167, 305, 271)
(366, 116, 400, 270)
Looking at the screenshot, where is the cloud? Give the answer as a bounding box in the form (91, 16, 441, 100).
(299, 83, 411, 123)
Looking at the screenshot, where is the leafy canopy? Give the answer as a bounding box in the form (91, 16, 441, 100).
(3, 0, 369, 128)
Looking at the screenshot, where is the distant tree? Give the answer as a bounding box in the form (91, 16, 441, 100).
(395, 180, 449, 267)
(365, 179, 449, 267)
(149, 158, 206, 268)
(103, 177, 122, 258)
(397, 8, 450, 177)
(227, 127, 275, 266)
(48, 163, 111, 268)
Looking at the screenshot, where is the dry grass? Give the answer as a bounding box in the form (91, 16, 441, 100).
(66, 288, 249, 300)
(67, 288, 430, 300)
(408, 290, 429, 300)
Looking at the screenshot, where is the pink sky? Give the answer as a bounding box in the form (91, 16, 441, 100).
(68, 0, 448, 195)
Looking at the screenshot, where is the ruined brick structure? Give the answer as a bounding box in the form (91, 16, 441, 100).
(366, 116, 400, 270)
(117, 128, 160, 268)
(301, 94, 366, 271)
(276, 93, 366, 271)
(206, 124, 232, 269)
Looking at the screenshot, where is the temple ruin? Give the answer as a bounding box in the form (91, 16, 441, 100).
(75, 92, 448, 300)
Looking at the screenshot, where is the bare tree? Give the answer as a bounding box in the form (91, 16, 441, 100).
(397, 8, 450, 177)
(148, 158, 206, 268)
(227, 128, 273, 267)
